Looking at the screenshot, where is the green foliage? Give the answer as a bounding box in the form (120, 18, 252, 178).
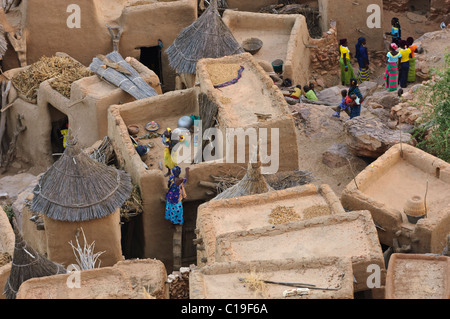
(2, 204, 14, 222)
(413, 53, 450, 162)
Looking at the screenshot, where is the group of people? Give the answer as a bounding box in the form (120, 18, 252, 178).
(384, 17, 419, 92)
(339, 37, 370, 87)
(289, 82, 319, 101)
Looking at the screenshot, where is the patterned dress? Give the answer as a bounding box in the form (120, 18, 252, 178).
(165, 176, 187, 225)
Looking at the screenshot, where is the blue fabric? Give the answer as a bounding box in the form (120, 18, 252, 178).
(350, 105, 361, 119)
(348, 86, 363, 100)
(165, 176, 186, 204)
(165, 201, 184, 225)
(355, 37, 369, 69)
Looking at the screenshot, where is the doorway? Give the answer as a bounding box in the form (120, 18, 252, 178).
(139, 42, 163, 86)
(408, 0, 431, 12)
(48, 104, 68, 162)
(181, 199, 206, 267)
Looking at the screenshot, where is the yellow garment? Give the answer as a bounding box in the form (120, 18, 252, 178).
(399, 48, 411, 63)
(60, 129, 68, 148)
(290, 87, 301, 98)
(340, 45, 350, 59)
(164, 147, 177, 170)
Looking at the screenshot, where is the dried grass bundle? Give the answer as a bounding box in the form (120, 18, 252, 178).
(120, 184, 143, 221)
(68, 227, 105, 270)
(213, 161, 272, 200)
(166, 0, 244, 75)
(0, 252, 11, 267)
(3, 218, 66, 299)
(268, 205, 300, 225)
(242, 270, 269, 298)
(12, 56, 93, 101)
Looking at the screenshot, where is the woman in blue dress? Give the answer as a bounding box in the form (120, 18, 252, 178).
(348, 79, 364, 119)
(355, 37, 370, 84)
(165, 166, 189, 225)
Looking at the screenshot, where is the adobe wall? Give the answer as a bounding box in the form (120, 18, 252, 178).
(22, 205, 47, 256)
(341, 144, 450, 254)
(190, 257, 355, 299)
(0, 263, 11, 300)
(196, 53, 300, 173)
(225, 0, 317, 12)
(15, 0, 197, 91)
(385, 253, 450, 299)
(196, 184, 346, 267)
(222, 11, 311, 87)
(318, 0, 384, 51)
(0, 207, 14, 256)
(214, 210, 386, 292)
(43, 209, 123, 268)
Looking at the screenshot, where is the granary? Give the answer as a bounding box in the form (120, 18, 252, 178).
(196, 52, 300, 173)
(1, 0, 198, 91)
(28, 138, 133, 268)
(15, 258, 168, 299)
(221, 10, 311, 86)
(189, 258, 355, 299)
(3, 218, 67, 299)
(198, 192, 386, 294)
(341, 143, 450, 255)
(2, 53, 161, 171)
(166, 0, 244, 89)
(108, 85, 251, 271)
(195, 183, 346, 267)
(384, 253, 450, 299)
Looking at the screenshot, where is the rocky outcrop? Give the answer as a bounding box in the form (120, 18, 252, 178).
(322, 144, 366, 168)
(415, 29, 450, 80)
(344, 117, 414, 158)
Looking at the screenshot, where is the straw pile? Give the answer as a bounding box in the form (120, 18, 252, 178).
(242, 270, 269, 298)
(0, 24, 7, 59)
(166, 0, 244, 75)
(206, 63, 241, 86)
(30, 138, 133, 222)
(302, 205, 331, 220)
(0, 252, 11, 267)
(268, 206, 300, 225)
(4, 218, 66, 299)
(12, 56, 93, 101)
(120, 185, 143, 221)
(213, 161, 272, 200)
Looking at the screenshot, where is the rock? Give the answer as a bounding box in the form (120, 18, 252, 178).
(322, 144, 354, 168)
(316, 86, 345, 105)
(344, 117, 413, 158)
(387, 120, 398, 129)
(364, 91, 400, 110)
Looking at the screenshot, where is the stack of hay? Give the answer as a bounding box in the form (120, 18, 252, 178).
(12, 56, 93, 102)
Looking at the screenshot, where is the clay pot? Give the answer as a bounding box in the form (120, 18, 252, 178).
(404, 195, 427, 224)
(127, 124, 139, 136)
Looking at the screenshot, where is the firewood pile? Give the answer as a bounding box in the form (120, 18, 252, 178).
(167, 265, 196, 299)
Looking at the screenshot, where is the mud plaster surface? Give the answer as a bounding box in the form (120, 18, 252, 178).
(210, 194, 329, 235)
(230, 28, 291, 66)
(223, 219, 373, 262)
(201, 266, 345, 299)
(392, 259, 448, 298)
(213, 67, 284, 127)
(362, 160, 450, 218)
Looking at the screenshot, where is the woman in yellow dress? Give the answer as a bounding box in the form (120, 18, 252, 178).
(339, 39, 355, 86)
(162, 128, 177, 177)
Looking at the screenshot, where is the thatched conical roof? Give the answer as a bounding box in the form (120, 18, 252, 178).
(30, 138, 133, 222)
(166, 0, 244, 75)
(213, 161, 272, 200)
(0, 24, 7, 58)
(3, 218, 66, 299)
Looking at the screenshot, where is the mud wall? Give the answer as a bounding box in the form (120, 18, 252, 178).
(318, 0, 384, 51)
(0, 206, 14, 256)
(43, 209, 123, 268)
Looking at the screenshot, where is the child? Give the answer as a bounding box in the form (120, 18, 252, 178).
(162, 128, 177, 177)
(290, 85, 302, 99)
(332, 90, 353, 118)
(303, 85, 319, 101)
(385, 17, 402, 45)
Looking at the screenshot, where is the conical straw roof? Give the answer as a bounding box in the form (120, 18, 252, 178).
(213, 161, 272, 200)
(166, 0, 244, 75)
(3, 218, 66, 299)
(30, 137, 133, 222)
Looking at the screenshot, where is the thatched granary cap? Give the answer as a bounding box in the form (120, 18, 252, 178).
(166, 0, 244, 75)
(30, 139, 133, 222)
(4, 218, 66, 299)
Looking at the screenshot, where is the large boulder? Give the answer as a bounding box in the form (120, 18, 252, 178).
(415, 29, 450, 79)
(322, 144, 366, 168)
(344, 117, 414, 158)
(316, 82, 379, 106)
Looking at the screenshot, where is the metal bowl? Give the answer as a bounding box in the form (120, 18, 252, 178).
(242, 38, 263, 55)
